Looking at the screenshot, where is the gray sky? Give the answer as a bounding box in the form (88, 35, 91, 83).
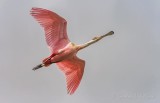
(0, 0, 160, 103)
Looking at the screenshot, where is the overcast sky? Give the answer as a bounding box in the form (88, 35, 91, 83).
(0, 0, 160, 103)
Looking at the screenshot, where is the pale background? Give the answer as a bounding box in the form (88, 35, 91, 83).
(0, 0, 160, 103)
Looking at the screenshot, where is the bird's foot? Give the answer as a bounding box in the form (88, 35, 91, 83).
(32, 64, 44, 71)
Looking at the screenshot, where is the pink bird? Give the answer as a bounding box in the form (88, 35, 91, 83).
(31, 7, 114, 95)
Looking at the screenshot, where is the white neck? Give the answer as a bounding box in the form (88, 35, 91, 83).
(77, 31, 114, 50)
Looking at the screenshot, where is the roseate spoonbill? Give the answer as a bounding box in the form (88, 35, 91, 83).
(31, 7, 114, 95)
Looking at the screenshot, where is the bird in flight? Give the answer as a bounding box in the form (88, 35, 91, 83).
(31, 7, 114, 95)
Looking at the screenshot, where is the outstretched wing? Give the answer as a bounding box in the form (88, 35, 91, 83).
(30, 7, 70, 52)
(56, 56, 85, 95)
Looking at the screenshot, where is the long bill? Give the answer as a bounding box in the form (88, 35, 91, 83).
(78, 31, 114, 50)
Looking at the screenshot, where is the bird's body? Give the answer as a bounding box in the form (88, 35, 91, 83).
(49, 42, 78, 63)
(31, 7, 114, 95)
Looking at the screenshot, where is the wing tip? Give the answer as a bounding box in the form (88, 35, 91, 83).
(67, 89, 76, 95)
(30, 7, 48, 14)
(67, 80, 80, 95)
(31, 7, 43, 11)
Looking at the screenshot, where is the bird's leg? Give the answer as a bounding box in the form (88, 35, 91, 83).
(42, 50, 65, 65)
(78, 31, 114, 50)
(42, 52, 59, 67)
(32, 52, 58, 71)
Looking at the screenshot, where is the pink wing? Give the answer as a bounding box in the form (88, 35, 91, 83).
(30, 7, 70, 52)
(56, 56, 85, 95)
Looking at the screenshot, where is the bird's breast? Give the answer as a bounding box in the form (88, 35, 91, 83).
(51, 43, 78, 62)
